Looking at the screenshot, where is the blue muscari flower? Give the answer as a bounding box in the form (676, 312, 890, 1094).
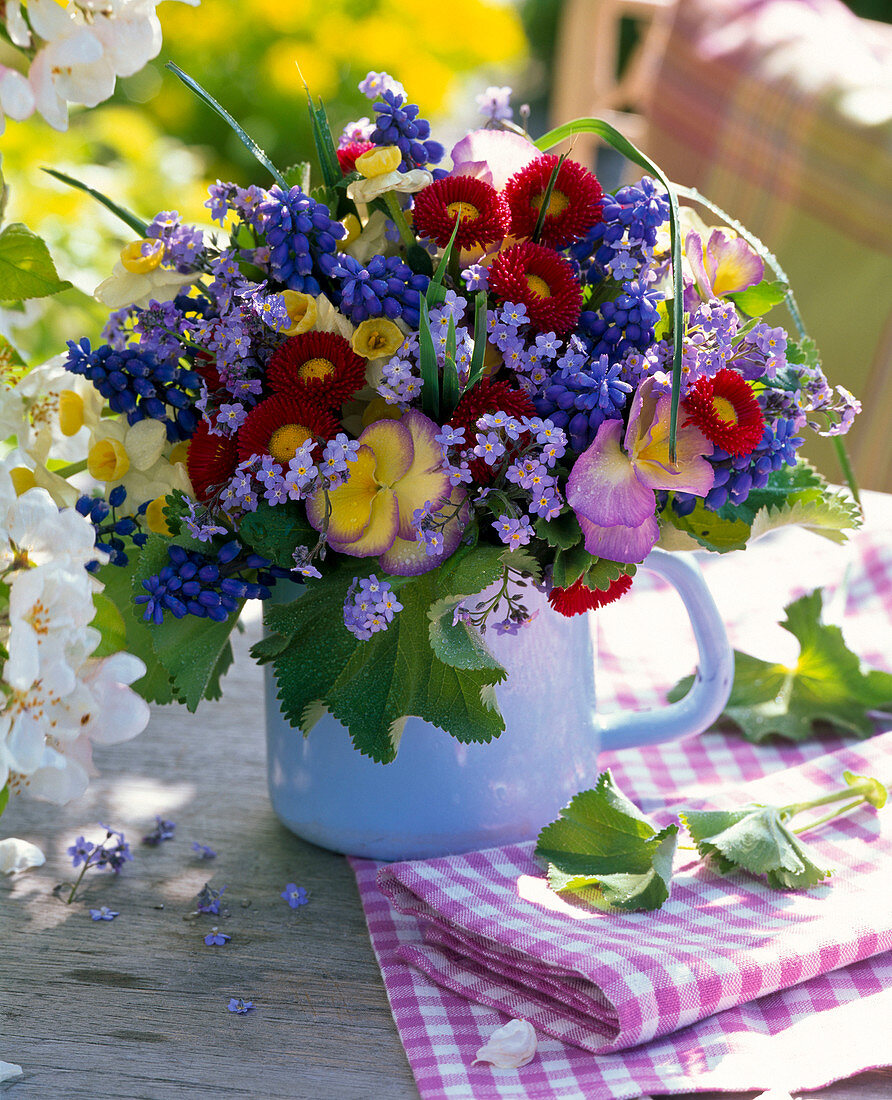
(65, 338, 200, 442)
(331, 253, 429, 327)
(533, 353, 634, 452)
(134, 541, 287, 625)
(77, 486, 151, 571)
(571, 176, 669, 282)
(578, 278, 662, 366)
(370, 89, 445, 170)
(671, 417, 803, 515)
(249, 185, 344, 294)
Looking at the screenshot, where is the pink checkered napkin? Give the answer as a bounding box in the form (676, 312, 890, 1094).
(376, 732, 892, 1056)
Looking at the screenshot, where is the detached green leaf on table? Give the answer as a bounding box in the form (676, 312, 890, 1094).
(536, 772, 679, 912)
(680, 805, 831, 890)
(670, 589, 892, 741)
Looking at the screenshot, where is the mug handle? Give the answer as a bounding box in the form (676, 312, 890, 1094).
(597, 548, 734, 751)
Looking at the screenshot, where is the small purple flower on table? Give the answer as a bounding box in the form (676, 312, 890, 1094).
(227, 998, 254, 1015)
(142, 816, 176, 846)
(196, 883, 226, 915)
(191, 842, 217, 860)
(281, 884, 308, 909)
(89, 907, 119, 921)
(204, 927, 231, 946)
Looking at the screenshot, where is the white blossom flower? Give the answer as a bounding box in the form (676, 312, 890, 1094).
(94, 259, 196, 308)
(0, 65, 35, 133)
(5, 2, 31, 47)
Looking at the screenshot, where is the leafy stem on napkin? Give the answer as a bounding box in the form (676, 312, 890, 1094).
(669, 589, 892, 742)
(537, 770, 887, 909)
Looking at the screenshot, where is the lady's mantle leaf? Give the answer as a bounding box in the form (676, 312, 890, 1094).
(0, 223, 72, 301)
(536, 772, 678, 911)
(669, 589, 892, 741)
(680, 806, 831, 890)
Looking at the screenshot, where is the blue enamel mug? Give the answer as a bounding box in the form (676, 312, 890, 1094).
(264, 548, 733, 860)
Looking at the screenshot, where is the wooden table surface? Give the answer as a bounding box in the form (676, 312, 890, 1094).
(2, 609, 891, 1100)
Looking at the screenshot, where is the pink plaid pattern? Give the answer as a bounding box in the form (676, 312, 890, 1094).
(351, 496, 892, 1097)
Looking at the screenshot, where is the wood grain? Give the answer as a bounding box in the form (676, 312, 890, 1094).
(1, 609, 889, 1099)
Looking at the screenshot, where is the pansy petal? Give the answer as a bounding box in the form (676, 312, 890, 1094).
(577, 513, 660, 564)
(705, 228, 764, 297)
(306, 445, 378, 543)
(567, 418, 655, 528)
(359, 418, 413, 487)
(450, 128, 539, 191)
(684, 230, 712, 300)
(328, 488, 399, 558)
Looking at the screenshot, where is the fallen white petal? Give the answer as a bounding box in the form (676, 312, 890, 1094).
(472, 1019, 537, 1069)
(0, 1061, 23, 1083)
(0, 837, 46, 874)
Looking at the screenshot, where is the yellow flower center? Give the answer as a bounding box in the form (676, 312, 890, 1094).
(298, 357, 335, 382)
(525, 274, 552, 299)
(269, 424, 312, 464)
(87, 438, 130, 482)
(445, 200, 481, 222)
(120, 238, 164, 274)
(712, 396, 738, 425)
(58, 390, 85, 436)
(532, 189, 569, 218)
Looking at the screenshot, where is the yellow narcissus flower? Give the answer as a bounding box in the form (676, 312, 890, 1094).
(355, 145, 402, 178)
(347, 166, 432, 205)
(85, 418, 191, 512)
(119, 238, 165, 274)
(351, 318, 405, 361)
(279, 290, 318, 336)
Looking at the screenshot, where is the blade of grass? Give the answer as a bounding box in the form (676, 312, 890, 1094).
(418, 296, 440, 419)
(41, 168, 147, 237)
(465, 290, 489, 394)
(165, 62, 287, 190)
(441, 314, 460, 416)
(535, 118, 683, 462)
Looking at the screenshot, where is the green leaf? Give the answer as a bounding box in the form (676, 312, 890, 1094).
(680, 805, 831, 890)
(660, 497, 752, 553)
(441, 313, 460, 416)
(133, 535, 240, 711)
(465, 290, 488, 394)
(428, 596, 504, 672)
(90, 591, 128, 659)
(166, 62, 287, 190)
(257, 559, 507, 762)
(0, 785, 9, 818)
(749, 492, 861, 545)
(282, 162, 312, 191)
(584, 557, 635, 592)
(41, 168, 148, 237)
(426, 214, 462, 304)
(534, 511, 583, 551)
(238, 501, 315, 569)
(669, 589, 892, 741)
(786, 336, 820, 370)
(97, 558, 175, 705)
(0, 223, 72, 301)
(406, 244, 434, 278)
(551, 542, 594, 589)
(726, 279, 788, 317)
(418, 296, 440, 420)
(306, 92, 343, 199)
(536, 771, 679, 911)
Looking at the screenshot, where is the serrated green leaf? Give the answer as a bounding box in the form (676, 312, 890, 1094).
(502, 546, 542, 583)
(435, 542, 505, 601)
(786, 336, 820, 369)
(552, 542, 594, 589)
(132, 535, 240, 711)
(256, 559, 507, 762)
(534, 511, 583, 551)
(0, 223, 73, 301)
(660, 497, 752, 553)
(238, 501, 315, 569)
(428, 595, 505, 671)
(282, 162, 312, 191)
(536, 771, 678, 911)
(669, 588, 892, 741)
(680, 804, 830, 890)
(726, 279, 788, 317)
(584, 557, 635, 592)
(749, 493, 860, 545)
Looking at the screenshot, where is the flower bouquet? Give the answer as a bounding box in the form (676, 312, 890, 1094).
(1, 67, 862, 854)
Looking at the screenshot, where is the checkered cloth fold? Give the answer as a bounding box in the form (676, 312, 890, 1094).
(377, 733, 892, 1056)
